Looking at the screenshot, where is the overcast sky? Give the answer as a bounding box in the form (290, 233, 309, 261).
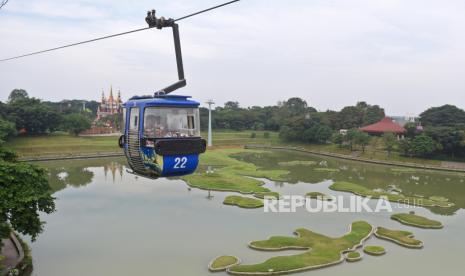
(1, 0, 464, 115)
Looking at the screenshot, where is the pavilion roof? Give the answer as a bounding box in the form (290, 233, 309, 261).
(360, 117, 406, 134)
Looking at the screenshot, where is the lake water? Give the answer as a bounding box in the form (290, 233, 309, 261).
(29, 150, 465, 276)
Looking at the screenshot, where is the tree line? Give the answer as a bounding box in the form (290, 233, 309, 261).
(0, 89, 99, 137)
(199, 98, 465, 159)
(1, 89, 465, 159)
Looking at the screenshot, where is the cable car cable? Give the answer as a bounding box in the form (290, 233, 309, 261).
(0, 0, 240, 62)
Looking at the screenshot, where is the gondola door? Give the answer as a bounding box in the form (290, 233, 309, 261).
(125, 107, 146, 173)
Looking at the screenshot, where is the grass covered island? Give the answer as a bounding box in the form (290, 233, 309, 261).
(278, 160, 317, 167)
(224, 196, 264, 209)
(209, 256, 241, 272)
(363, 246, 386, 256)
(346, 251, 362, 262)
(329, 182, 454, 208)
(253, 192, 280, 199)
(314, 167, 340, 172)
(226, 221, 373, 275)
(306, 192, 333, 201)
(374, 227, 423, 248)
(182, 149, 288, 194)
(391, 213, 443, 229)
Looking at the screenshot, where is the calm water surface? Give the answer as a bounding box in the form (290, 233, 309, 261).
(29, 151, 465, 276)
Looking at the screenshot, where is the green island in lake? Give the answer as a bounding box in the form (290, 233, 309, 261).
(305, 192, 333, 201)
(223, 195, 264, 209)
(226, 221, 373, 275)
(363, 245, 386, 256)
(209, 256, 241, 272)
(182, 149, 288, 194)
(391, 213, 443, 229)
(278, 160, 317, 167)
(329, 181, 454, 208)
(346, 251, 362, 262)
(375, 227, 423, 248)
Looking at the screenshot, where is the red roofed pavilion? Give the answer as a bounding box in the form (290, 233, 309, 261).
(360, 117, 406, 136)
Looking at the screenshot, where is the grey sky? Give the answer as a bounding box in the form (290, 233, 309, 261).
(1, 0, 464, 115)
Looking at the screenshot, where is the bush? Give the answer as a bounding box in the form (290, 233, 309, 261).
(250, 132, 256, 138)
(263, 132, 270, 139)
(0, 118, 16, 141)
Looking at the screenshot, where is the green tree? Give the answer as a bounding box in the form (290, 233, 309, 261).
(6, 97, 62, 134)
(337, 106, 363, 129)
(63, 113, 92, 136)
(383, 132, 396, 156)
(404, 122, 418, 138)
(398, 138, 412, 156)
(411, 134, 435, 157)
(420, 105, 465, 127)
(345, 129, 359, 151)
(224, 101, 240, 110)
(8, 89, 28, 103)
(355, 132, 371, 152)
(332, 133, 344, 147)
(363, 105, 385, 125)
(0, 146, 56, 244)
(0, 118, 16, 141)
(282, 97, 309, 117)
(425, 127, 465, 157)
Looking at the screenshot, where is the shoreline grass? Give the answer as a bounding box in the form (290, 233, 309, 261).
(391, 213, 443, 229)
(227, 221, 373, 275)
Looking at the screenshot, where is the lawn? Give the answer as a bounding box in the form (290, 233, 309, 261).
(5, 130, 279, 158)
(5, 130, 457, 171)
(228, 221, 373, 275)
(391, 213, 443, 229)
(202, 130, 280, 147)
(5, 133, 120, 157)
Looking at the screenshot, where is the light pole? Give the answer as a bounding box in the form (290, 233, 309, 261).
(206, 99, 215, 147)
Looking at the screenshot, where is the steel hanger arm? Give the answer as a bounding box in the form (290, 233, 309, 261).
(146, 10, 187, 96)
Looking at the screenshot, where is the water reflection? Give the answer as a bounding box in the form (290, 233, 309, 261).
(233, 150, 465, 215)
(43, 158, 126, 192)
(40, 152, 465, 216)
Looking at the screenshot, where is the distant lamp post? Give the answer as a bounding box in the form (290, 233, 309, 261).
(206, 99, 215, 147)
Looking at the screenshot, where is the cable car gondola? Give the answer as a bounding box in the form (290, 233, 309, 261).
(119, 11, 207, 178)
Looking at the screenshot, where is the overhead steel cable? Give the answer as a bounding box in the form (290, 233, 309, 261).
(0, 0, 240, 62)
